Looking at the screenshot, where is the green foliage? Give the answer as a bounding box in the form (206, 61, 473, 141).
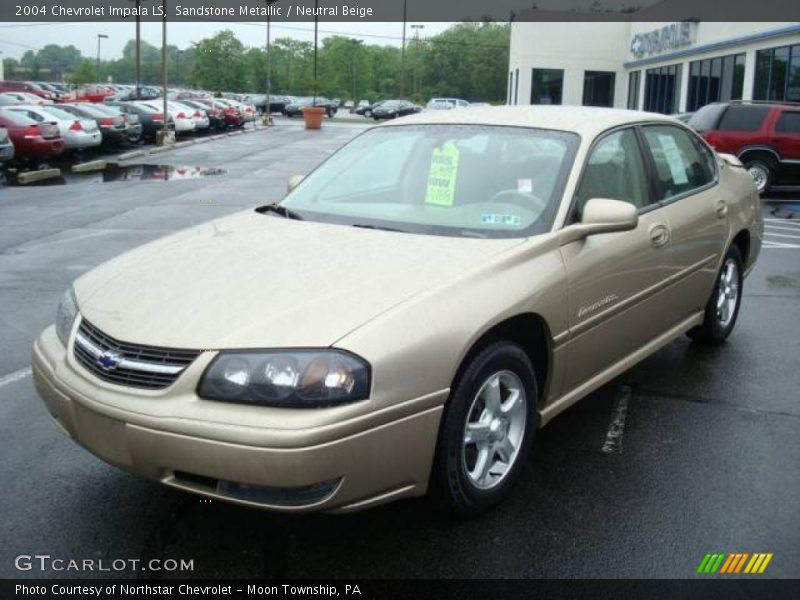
(2, 22, 511, 103)
(68, 60, 96, 85)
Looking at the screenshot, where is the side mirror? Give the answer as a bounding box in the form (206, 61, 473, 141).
(287, 174, 304, 193)
(558, 198, 639, 246)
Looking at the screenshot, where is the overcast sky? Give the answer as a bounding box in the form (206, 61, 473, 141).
(0, 21, 454, 60)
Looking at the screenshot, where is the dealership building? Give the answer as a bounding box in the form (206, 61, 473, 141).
(508, 20, 800, 113)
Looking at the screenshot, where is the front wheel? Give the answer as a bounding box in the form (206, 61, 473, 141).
(432, 341, 537, 518)
(688, 245, 744, 345)
(744, 159, 773, 195)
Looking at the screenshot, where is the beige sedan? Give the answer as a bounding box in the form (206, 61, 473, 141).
(32, 106, 763, 517)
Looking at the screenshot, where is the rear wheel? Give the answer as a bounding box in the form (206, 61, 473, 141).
(432, 342, 537, 518)
(688, 245, 743, 345)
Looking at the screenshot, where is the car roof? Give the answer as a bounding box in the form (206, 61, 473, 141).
(382, 105, 676, 137)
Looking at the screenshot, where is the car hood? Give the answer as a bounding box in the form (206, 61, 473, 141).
(75, 210, 524, 350)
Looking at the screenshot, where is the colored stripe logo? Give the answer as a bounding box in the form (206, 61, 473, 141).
(697, 552, 773, 574)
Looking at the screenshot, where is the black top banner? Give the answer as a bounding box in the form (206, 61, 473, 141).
(2, 0, 800, 22)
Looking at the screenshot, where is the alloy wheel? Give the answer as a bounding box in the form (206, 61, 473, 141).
(716, 258, 740, 328)
(462, 370, 527, 490)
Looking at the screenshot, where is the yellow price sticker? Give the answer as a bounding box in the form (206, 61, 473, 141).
(425, 142, 460, 207)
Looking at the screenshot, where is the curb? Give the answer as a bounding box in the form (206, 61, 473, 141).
(18, 168, 62, 184)
(72, 159, 107, 173)
(117, 149, 146, 161)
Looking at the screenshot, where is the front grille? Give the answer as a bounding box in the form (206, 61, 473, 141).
(73, 318, 201, 390)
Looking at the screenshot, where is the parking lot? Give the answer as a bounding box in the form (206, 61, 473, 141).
(0, 121, 798, 579)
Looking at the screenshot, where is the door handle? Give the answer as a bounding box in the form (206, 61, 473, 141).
(649, 223, 670, 247)
(714, 200, 728, 218)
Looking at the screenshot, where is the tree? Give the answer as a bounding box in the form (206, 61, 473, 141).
(68, 60, 96, 85)
(189, 30, 247, 92)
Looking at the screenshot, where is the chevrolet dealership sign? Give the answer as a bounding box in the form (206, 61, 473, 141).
(630, 22, 698, 58)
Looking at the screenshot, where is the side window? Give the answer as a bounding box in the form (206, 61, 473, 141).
(717, 105, 769, 131)
(575, 128, 651, 216)
(776, 111, 800, 133)
(642, 125, 716, 201)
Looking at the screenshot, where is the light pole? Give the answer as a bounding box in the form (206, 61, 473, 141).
(96, 34, 109, 83)
(157, 0, 173, 146)
(129, 0, 152, 99)
(176, 50, 182, 86)
(264, 0, 279, 125)
(410, 24, 424, 100)
(400, 0, 407, 97)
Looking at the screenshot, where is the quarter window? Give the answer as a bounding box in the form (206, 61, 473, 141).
(776, 111, 800, 133)
(575, 128, 651, 215)
(642, 125, 716, 201)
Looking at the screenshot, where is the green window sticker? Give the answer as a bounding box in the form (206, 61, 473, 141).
(425, 142, 460, 207)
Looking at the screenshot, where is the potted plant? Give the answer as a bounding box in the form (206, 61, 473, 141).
(302, 83, 326, 129)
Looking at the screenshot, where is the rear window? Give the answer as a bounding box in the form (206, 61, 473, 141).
(0, 110, 35, 125)
(688, 104, 727, 132)
(717, 105, 770, 131)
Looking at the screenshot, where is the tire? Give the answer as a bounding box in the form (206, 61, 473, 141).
(688, 245, 744, 345)
(743, 157, 774, 195)
(432, 341, 538, 518)
(326, 108, 334, 118)
(364, 110, 372, 118)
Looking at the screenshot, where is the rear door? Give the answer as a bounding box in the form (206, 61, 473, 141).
(639, 124, 726, 327)
(560, 126, 671, 391)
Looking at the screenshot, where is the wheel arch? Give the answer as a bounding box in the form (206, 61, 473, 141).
(731, 228, 751, 267)
(737, 146, 780, 165)
(451, 313, 552, 408)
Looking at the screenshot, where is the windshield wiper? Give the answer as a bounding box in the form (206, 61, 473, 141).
(352, 223, 405, 233)
(257, 203, 304, 220)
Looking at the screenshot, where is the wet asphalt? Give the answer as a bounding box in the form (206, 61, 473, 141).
(0, 120, 798, 580)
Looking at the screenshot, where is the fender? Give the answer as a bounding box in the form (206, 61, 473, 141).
(736, 145, 781, 163)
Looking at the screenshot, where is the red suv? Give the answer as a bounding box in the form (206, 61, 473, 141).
(689, 101, 800, 194)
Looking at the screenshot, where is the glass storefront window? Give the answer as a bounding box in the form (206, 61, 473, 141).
(644, 64, 682, 114)
(531, 68, 563, 105)
(687, 53, 745, 111)
(583, 71, 616, 107)
(754, 43, 800, 101)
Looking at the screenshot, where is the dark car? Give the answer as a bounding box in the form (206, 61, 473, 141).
(195, 98, 244, 129)
(371, 100, 422, 121)
(91, 103, 144, 143)
(58, 103, 128, 147)
(0, 124, 15, 181)
(283, 97, 338, 118)
(105, 101, 174, 141)
(352, 100, 389, 118)
(0, 110, 64, 161)
(689, 100, 800, 194)
(180, 100, 226, 131)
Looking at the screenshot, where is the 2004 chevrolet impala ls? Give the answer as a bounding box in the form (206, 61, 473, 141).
(33, 107, 763, 517)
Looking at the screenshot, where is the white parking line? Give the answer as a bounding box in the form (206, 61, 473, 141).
(763, 241, 800, 249)
(765, 231, 800, 239)
(764, 218, 800, 226)
(765, 224, 800, 233)
(0, 368, 32, 389)
(601, 385, 631, 454)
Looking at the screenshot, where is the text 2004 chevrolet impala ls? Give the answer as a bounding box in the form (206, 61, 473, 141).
(33, 107, 762, 517)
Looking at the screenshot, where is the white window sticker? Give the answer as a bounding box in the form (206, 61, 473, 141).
(517, 178, 533, 194)
(657, 133, 689, 185)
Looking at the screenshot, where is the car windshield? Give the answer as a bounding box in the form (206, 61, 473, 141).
(280, 124, 579, 239)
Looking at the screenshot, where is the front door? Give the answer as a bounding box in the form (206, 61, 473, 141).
(560, 126, 671, 391)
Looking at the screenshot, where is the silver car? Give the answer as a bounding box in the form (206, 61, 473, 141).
(4, 105, 101, 151)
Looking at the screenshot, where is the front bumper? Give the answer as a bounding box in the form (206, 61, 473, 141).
(32, 326, 444, 513)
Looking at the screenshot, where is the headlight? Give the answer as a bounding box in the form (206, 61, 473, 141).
(197, 350, 370, 407)
(55, 287, 78, 347)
